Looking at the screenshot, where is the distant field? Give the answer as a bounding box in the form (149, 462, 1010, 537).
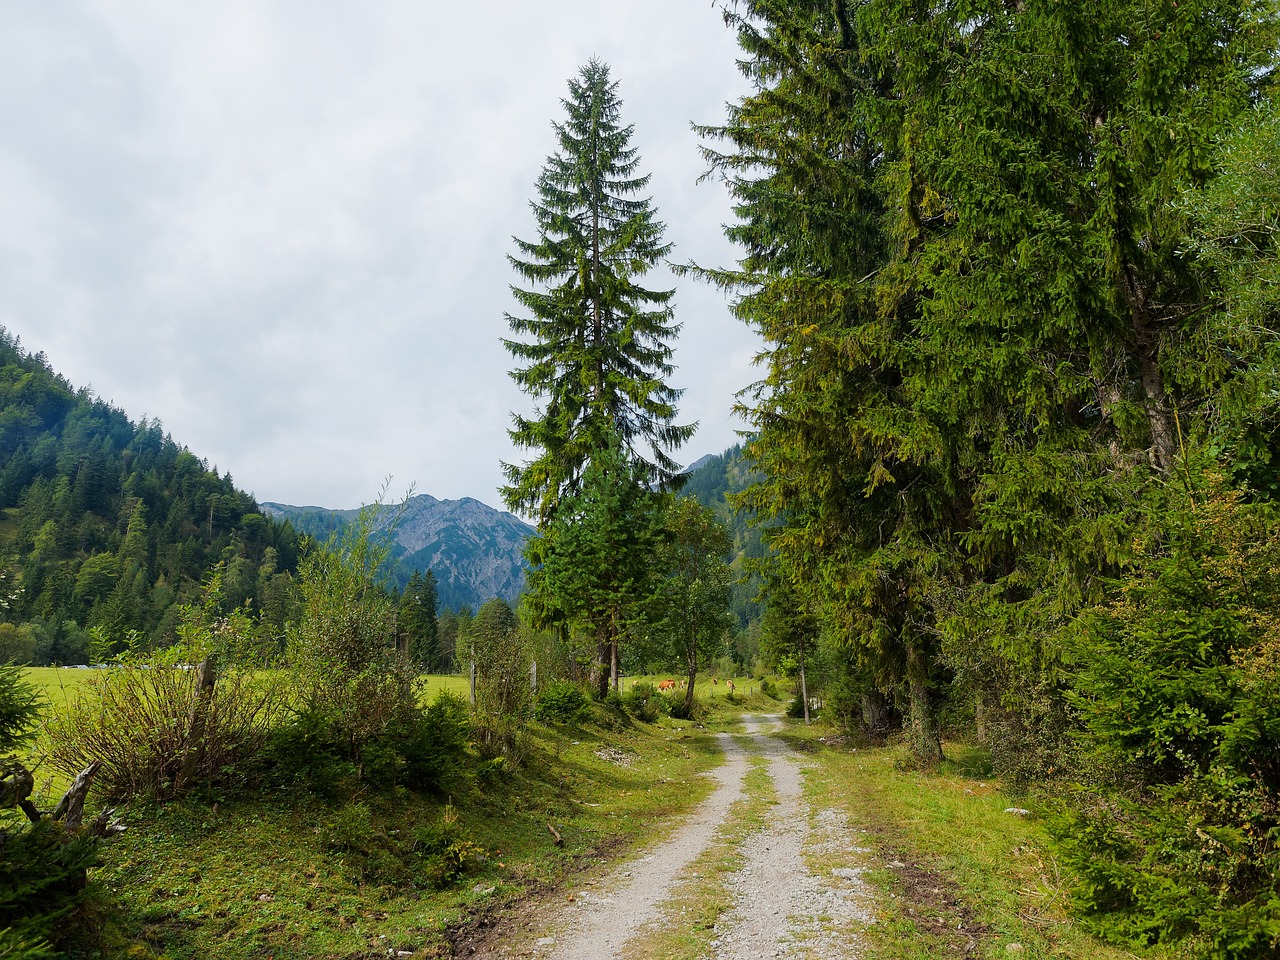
(22, 667, 472, 717)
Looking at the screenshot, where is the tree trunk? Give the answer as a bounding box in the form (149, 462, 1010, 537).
(610, 640, 620, 695)
(594, 626, 610, 700)
(861, 690, 893, 741)
(684, 645, 697, 715)
(799, 636, 810, 725)
(469, 646, 477, 707)
(905, 639, 943, 766)
(1140, 355, 1177, 471)
(173, 657, 217, 795)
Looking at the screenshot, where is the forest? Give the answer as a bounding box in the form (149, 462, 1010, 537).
(4, 0, 1280, 957)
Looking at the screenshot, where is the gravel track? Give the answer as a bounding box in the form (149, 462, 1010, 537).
(466, 717, 872, 959)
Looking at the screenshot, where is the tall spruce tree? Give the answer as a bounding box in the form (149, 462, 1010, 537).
(502, 59, 694, 526)
(696, 0, 953, 763)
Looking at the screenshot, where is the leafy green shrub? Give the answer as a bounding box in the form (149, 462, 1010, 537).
(259, 704, 355, 797)
(319, 802, 410, 885)
(413, 804, 483, 888)
(785, 693, 806, 719)
(759, 677, 779, 700)
(397, 692, 472, 792)
(264, 691, 471, 797)
(668, 696, 705, 721)
(1, 667, 104, 957)
(0, 925, 54, 960)
(622, 683, 663, 722)
(0, 666, 41, 754)
(534, 680, 589, 724)
(320, 801, 482, 890)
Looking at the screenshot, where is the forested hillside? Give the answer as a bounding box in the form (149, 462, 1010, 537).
(678, 443, 768, 628)
(0, 327, 303, 664)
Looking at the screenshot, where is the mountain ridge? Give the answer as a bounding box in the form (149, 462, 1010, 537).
(261, 494, 535, 612)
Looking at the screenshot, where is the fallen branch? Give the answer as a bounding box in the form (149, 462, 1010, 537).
(51, 760, 103, 829)
(546, 822, 563, 847)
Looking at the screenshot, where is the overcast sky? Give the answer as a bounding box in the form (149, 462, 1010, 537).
(0, 2, 760, 511)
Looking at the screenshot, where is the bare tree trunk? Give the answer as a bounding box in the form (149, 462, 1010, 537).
(684, 643, 697, 715)
(1140, 356, 1176, 471)
(610, 640, 619, 695)
(905, 639, 943, 767)
(469, 645, 477, 707)
(861, 690, 893, 741)
(799, 636, 810, 725)
(173, 657, 217, 795)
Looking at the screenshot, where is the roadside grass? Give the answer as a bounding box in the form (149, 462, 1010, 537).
(73, 706, 725, 958)
(779, 724, 1175, 960)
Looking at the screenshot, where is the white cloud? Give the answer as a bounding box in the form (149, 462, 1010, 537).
(0, 1, 758, 508)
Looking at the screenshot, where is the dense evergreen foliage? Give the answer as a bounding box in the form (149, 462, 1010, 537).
(502, 59, 694, 525)
(702, 1, 1280, 953)
(504, 61, 697, 694)
(0, 328, 303, 663)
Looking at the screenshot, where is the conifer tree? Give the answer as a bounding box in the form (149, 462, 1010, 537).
(503, 59, 694, 526)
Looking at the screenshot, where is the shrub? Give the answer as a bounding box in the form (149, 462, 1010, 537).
(319, 801, 482, 890)
(669, 696, 705, 722)
(319, 802, 410, 885)
(2, 667, 104, 957)
(471, 599, 533, 753)
(260, 705, 356, 797)
(534, 680, 589, 724)
(1052, 482, 1280, 958)
(622, 683, 663, 723)
(263, 691, 471, 797)
(395, 692, 472, 792)
(413, 803, 483, 888)
(0, 926, 55, 960)
(45, 656, 282, 802)
(759, 677, 779, 700)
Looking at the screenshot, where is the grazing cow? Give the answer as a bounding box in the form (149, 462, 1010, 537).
(657, 679, 676, 692)
(726, 679, 735, 695)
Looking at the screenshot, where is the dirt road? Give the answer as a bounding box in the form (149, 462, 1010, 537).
(463, 715, 873, 959)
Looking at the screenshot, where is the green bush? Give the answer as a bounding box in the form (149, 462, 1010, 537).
(1052, 484, 1280, 958)
(622, 683, 663, 722)
(2, 666, 105, 954)
(669, 696, 705, 722)
(45, 657, 282, 801)
(263, 691, 471, 797)
(0, 926, 54, 960)
(413, 804, 483, 888)
(785, 693, 806, 719)
(759, 677, 780, 700)
(319, 801, 482, 890)
(396, 692, 472, 792)
(534, 680, 589, 724)
(319, 802, 410, 885)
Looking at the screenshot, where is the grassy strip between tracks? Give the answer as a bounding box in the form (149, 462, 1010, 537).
(620, 753, 774, 960)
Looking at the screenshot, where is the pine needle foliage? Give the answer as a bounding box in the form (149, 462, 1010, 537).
(503, 59, 693, 525)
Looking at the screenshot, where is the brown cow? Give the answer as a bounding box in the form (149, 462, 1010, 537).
(657, 679, 676, 692)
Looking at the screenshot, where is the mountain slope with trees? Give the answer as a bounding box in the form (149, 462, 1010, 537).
(0, 327, 303, 664)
